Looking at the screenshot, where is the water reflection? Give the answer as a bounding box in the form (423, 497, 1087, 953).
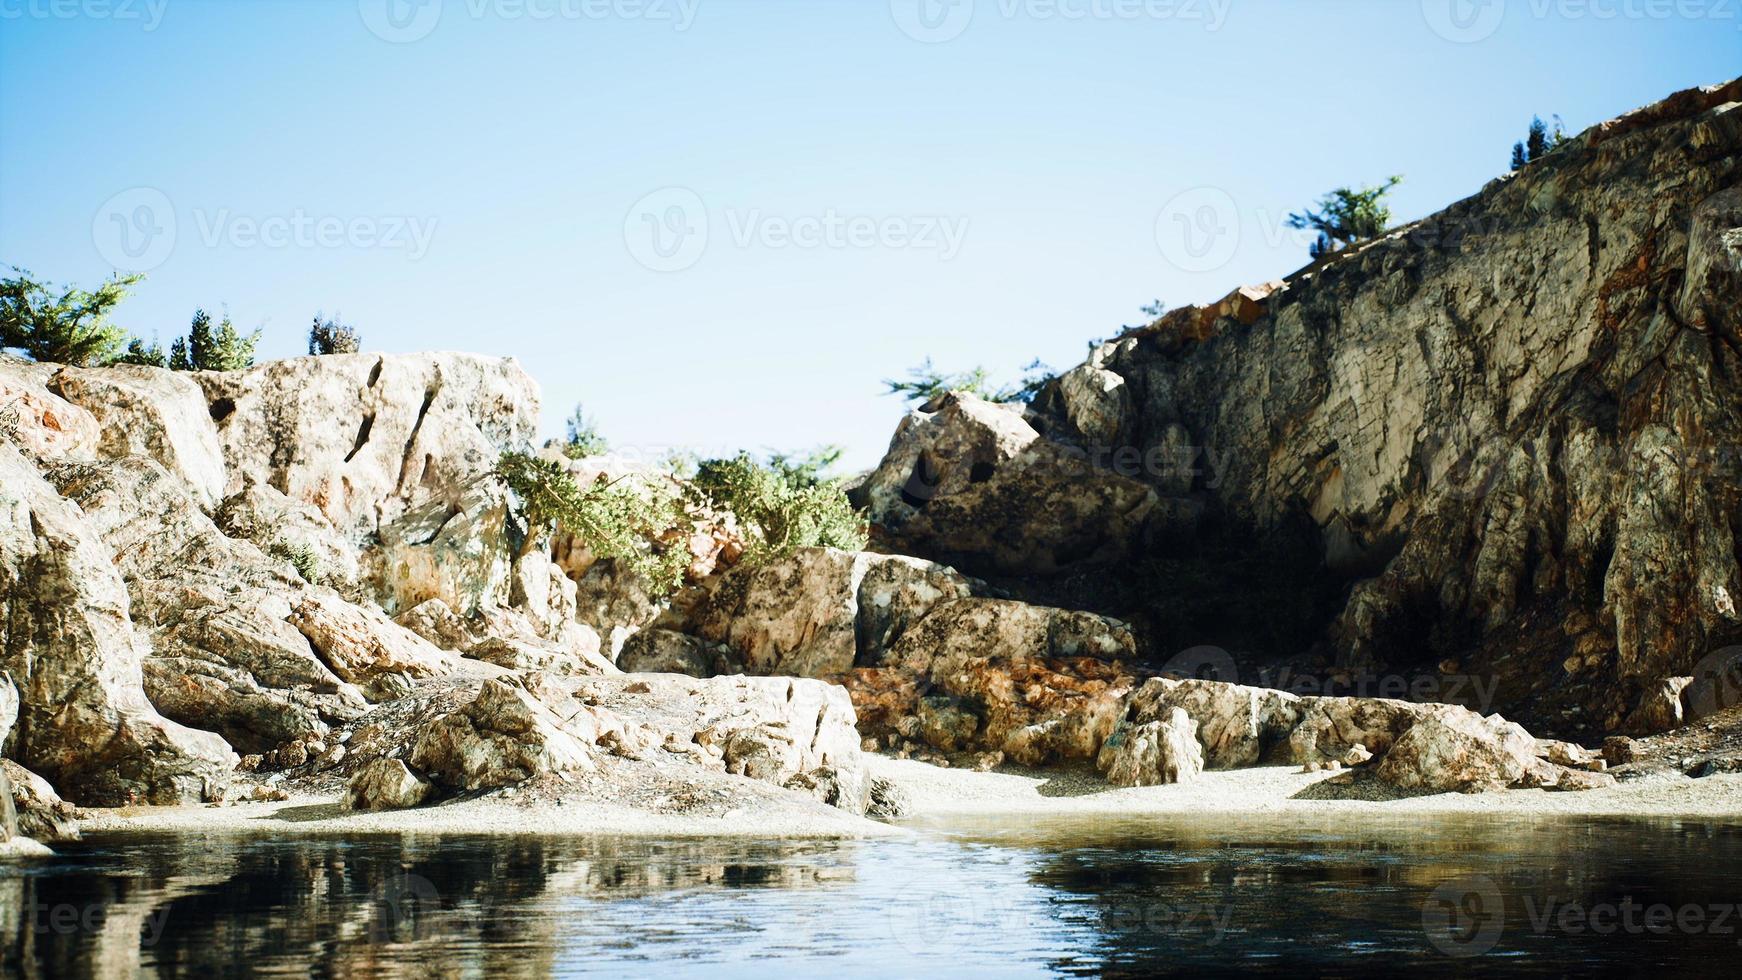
(2, 815, 1741, 976)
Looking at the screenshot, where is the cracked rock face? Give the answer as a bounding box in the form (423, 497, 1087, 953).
(195, 352, 538, 538)
(854, 393, 1159, 574)
(862, 78, 1742, 738)
(0, 445, 235, 805)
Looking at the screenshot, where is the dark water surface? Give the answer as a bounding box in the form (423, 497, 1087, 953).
(5, 813, 1742, 976)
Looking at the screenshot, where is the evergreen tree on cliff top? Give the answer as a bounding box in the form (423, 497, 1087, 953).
(168, 309, 260, 372)
(1287, 176, 1403, 259)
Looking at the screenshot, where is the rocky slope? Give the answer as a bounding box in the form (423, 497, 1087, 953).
(857, 77, 1742, 742)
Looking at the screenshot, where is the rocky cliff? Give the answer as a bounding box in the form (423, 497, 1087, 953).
(7, 80, 1736, 843)
(858, 77, 1742, 741)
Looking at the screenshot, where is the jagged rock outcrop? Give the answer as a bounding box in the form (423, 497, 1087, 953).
(680, 547, 975, 676)
(861, 78, 1742, 739)
(0, 445, 235, 805)
(48, 364, 228, 509)
(1096, 707, 1204, 786)
(854, 393, 1161, 574)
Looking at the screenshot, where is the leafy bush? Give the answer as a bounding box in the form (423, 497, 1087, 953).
(1, 267, 141, 366)
(269, 541, 322, 584)
(308, 314, 361, 355)
(687, 451, 866, 564)
(883, 357, 1054, 406)
(496, 451, 689, 594)
(562, 403, 608, 459)
(1286, 176, 1403, 258)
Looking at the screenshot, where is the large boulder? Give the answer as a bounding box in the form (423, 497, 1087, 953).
(0, 356, 100, 459)
(1373, 708, 1544, 793)
(409, 679, 596, 789)
(844, 597, 1139, 766)
(0, 445, 235, 805)
(686, 548, 973, 677)
(1097, 707, 1204, 787)
(47, 364, 227, 509)
(1114, 677, 1299, 770)
(855, 393, 1159, 575)
(345, 758, 433, 811)
(370, 477, 516, 617)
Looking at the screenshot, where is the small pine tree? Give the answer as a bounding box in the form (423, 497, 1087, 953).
(165, 308, 258, 371)
(1510, 141, 1529, 172)
(883, 357, 1053, 405)
(1525, 116, 1549, 163)
(308, 314, 361, 355)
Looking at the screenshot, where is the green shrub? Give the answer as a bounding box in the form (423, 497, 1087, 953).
(308, 314, 361, 355)
(1287, 176, 1403, 258)
(269, 541, 321, 584)
(496, 451, 688, 595)
(883, 357, 1053, 406)
(116, 337, 168, 367)
(0, 267, 140, 367)
(562, 403, 608, 459)
(687, 451, 867, 564)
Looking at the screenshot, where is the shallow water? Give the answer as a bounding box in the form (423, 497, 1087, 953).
(5, 813, 1742, 976)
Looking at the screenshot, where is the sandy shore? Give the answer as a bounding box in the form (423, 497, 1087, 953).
(72, 756, 1742, 842)
(77, 783, 902, 840)
(870, 756, 1742, 822)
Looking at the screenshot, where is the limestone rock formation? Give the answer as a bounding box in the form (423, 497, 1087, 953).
(345, 758, 434, 811)
(410, 679, 597, 789)
(683, 547, 975, 676)
(0, 445, 235, 805)
(195, 352, 538, 537)
(854, 393, 1159, 574)
(1097, 707, 1205, 786)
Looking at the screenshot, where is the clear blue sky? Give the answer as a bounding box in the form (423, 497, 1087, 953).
(2, 1, 1735, 470)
